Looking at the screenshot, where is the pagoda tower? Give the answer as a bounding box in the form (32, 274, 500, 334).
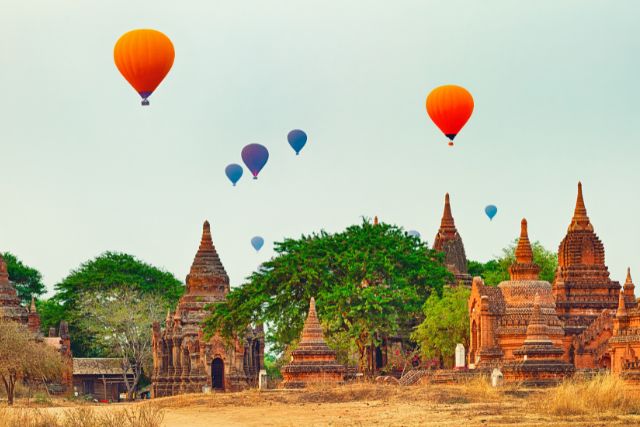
(0, 254, 30, 326)
(433, 193, 472, 286)
(151, 221, 264, 397)
(281, 298, 345, 388)
(552, 183, 621, 336)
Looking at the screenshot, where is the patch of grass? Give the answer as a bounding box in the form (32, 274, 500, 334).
(544, 373, 640, 416)
(0, 404, 164, 427)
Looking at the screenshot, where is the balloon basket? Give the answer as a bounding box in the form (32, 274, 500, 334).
(448, 141, 454, 147)
(253, 176, 257, 180)
(141, 99, 150, 106)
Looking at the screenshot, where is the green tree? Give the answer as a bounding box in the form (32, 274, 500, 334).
(78, 288, 165, 401)
(50, 251, 183, 356)
(1, 252, 45, 305)
(411, 286, 470, 368)
(468, 240, 557, 285)
(204, 219, 451, 375)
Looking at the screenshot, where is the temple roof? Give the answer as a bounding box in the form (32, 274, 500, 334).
(568, 182, 593, 232)
(433, 193, 470, 280)
(508, 219, 541, 281)
(297, 297, 330, 348)
(185, 221, 229, 296)
(0, 254, 28, 323)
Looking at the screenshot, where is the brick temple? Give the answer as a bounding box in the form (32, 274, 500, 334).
(151, 221, 264, 396)
(0, 254, 41, 333)
(433, 193, 472, 286)
(281, 298, 345, 388)
(467, 183, 639, 382)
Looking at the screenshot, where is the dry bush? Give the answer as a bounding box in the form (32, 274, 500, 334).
(0, 404, 164, 427)
(0, 407, 60, 427)
(545, 374, 640, 416)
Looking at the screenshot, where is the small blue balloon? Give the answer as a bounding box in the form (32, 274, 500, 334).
(287, 129, 307, 155)
(251, 236, 264, 252)
(485, 205, 498, 221)
(407, 230, 421, 239)
(225, 164, 243, 186)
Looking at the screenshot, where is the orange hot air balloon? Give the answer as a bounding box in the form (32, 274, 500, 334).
(426, 85, 474, 146)
(114, 29, 175, 106)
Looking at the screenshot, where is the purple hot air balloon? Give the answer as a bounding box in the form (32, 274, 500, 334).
(241, 144, 269, 179)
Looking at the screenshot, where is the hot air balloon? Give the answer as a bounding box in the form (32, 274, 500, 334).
(225, 164, 243, 186)
(426, 85, 474, 146)
(287, 129, 307, 155)
(251, 236, 264, 252)
(407, 230, 421, 239)
(485, 205, 498, 221)
(114, 29, 175, 106)
(241, 144, 269, 179)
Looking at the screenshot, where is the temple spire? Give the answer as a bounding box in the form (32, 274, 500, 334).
(509, 219, 540, 281)
(299, 297, 325, 345)
(440, 193, 456, 230)
(30, 296, 37, 313)
(373, 216, 379, 225)
(624, 267, 635, 302)
(199, 220, 213, 251)
(568, 182, 593, 232)
(617, 289, 628, 317)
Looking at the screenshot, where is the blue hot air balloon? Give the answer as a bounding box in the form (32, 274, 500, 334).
(241, 144, 269, 179)
(485, 205, 498, 221)
(287, 129, 307, 155)
(407, 230, 421, 239)
(225, 164, 243, 186)
(251, 236, 264, 252)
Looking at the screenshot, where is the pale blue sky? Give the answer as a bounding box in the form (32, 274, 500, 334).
(1, 1, 639, 295)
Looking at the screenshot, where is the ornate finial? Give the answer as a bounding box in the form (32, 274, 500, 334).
(200, 220, 213, 249)
(617, 289, 628, 317)
(509, 218, 540, 280)
(568, 182, 593, 232)
(0, 254, 7, 275)
(626, 267, 633, 286)
(309, 297, 316, 314)
(30, 296, 37, 313)
(374, 216, 379, 225)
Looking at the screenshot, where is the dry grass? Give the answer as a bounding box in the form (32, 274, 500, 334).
(544, 374, 640, 416)
(0, 404, 164, 427)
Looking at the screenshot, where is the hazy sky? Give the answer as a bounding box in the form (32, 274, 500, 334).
(2, 1, 639, 295)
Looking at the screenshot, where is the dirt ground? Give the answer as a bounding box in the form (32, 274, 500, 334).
(3, 382, 640, 427)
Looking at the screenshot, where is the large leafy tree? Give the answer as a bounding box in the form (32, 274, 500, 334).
(468, 239, 557, 285)
(411, 286, 470, 368)
(79, 288, 165, 401)
(204, 219, 451, 374)
(1, 252, 45, 305)
(48, 252, 183, 356)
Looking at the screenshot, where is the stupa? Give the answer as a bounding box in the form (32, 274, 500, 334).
(503, 294, 575, 385)
(433, 193, 472, 286)
(281, 298, 345, 388)
(0, 254, 39, 332)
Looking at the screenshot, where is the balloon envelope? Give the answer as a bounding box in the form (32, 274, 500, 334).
(225, 164, 243, 186)
(251, 236, 265, 251)
(407, 230, 421, 239)
(241, 144, 269, 179)
(485, 205, 498, 220)
(287, 129, 307, 155)
(426, 85, 474, 145)
(114, 29, 175, 105)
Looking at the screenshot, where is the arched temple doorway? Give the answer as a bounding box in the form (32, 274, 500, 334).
(212, 358, 225, 390)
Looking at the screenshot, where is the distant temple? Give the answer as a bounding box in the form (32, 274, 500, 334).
(433, 193, 472, 286)
(467, 183, 639, 383)
(281, 298, 345, 388)
(151, 221, 264, 396)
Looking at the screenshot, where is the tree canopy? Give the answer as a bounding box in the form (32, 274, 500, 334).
(203, 219, 452, 373)
(1, 252, 45, 305)
(46, 251, 183, 356)
(468, 239, 557, 285)
(411, 286, 470, 368)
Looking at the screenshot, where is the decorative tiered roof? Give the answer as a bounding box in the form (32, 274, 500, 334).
(509, 219, 541, 281)
(281, 298, 345, 388)
(433, 193, 471, 286)
(186, 221, 229, 296)
(0, 254, 28, 324)
(553, 182, 621, 336)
